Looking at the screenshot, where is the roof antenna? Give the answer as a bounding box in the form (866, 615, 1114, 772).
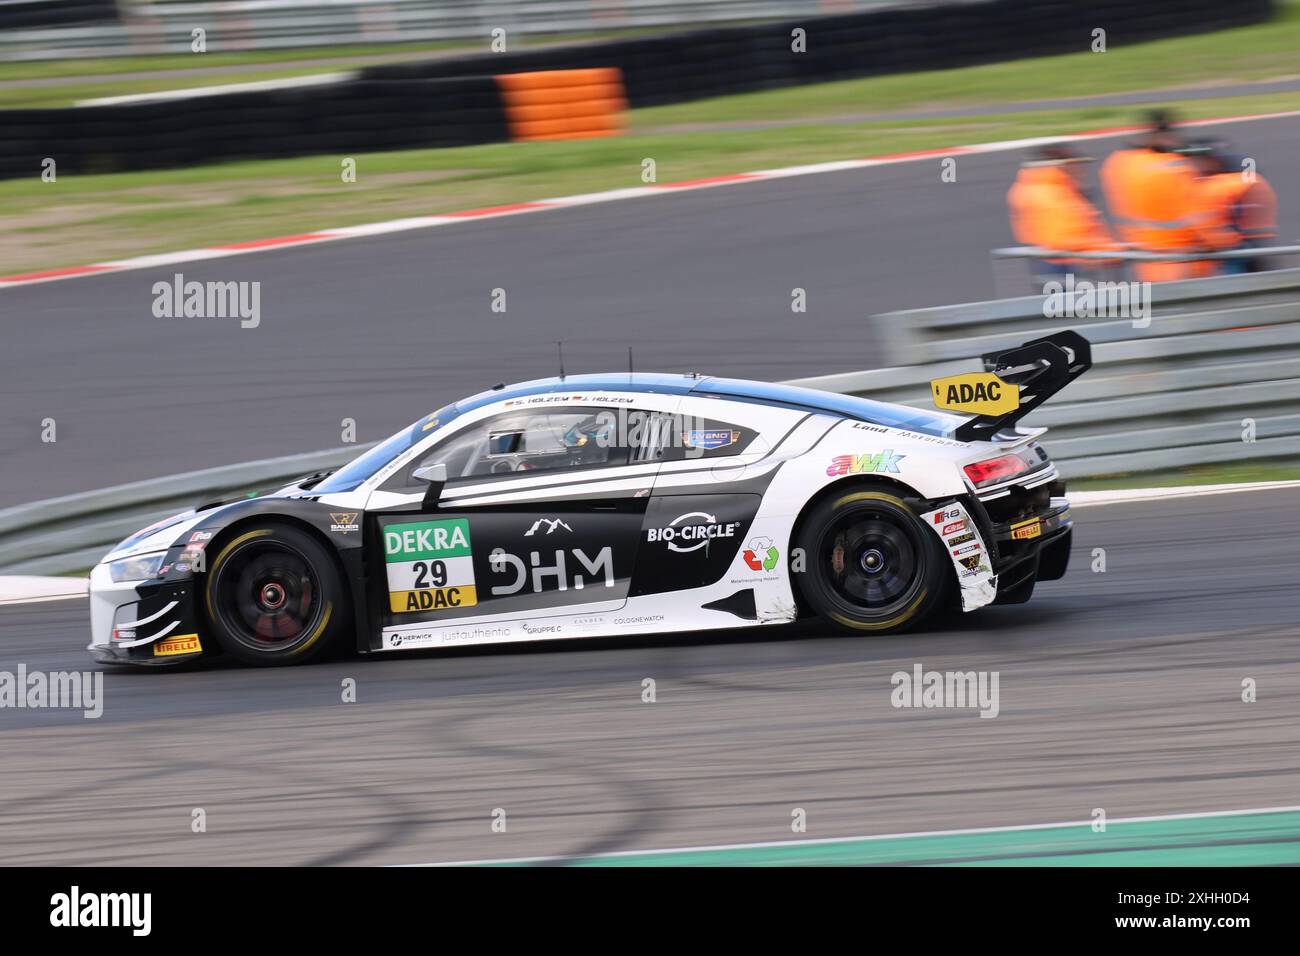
(557, 341, 566, 381)
(628, 346, 634, 377)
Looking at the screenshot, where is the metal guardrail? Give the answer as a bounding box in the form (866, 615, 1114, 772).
(993, 244, 1300, 262)
(0, 444, 372, 575)
(0, 0, 891, 61)
(4, 266, 1299, 574)
(793, 266, 1300, 481)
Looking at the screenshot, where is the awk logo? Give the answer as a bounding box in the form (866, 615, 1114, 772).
(742, 536, 779, 572)
(524, 518, 573, 536)
(826, 450, 905, 477)
(330, 512, 360, 534)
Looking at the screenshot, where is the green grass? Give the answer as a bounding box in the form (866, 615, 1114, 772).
(1071, 458, 1300, 490)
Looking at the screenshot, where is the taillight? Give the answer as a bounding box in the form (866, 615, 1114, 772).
(964, 454, 1030, 487)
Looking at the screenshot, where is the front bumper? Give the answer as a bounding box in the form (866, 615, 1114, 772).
(87, 562, 206, 665)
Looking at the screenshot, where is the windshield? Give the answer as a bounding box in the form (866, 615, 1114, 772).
(313, 405, 457, 494)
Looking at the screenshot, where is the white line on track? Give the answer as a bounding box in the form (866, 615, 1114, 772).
(402, 804, 1300, 866)
(1069, 479, 1300, 506)
(0, 576, 88, 605)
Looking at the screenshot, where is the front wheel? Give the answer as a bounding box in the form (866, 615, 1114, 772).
(204, 523, 349, 666)
(793, 487, 949, 634)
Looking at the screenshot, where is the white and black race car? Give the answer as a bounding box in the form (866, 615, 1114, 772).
(88, 332, 1089, 667)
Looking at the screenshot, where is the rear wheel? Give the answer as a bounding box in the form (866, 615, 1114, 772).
(794, 488, 948, 634)
(204, 524, 348, 666)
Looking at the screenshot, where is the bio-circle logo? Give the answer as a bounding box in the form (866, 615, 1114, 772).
(646, 511, 739, 553)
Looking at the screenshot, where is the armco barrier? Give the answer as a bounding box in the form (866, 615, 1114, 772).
(0, 0, 840, 61)
(791, 267, 1300, 480)
(5, 269, 1298, 574)
(0, 0, 1273, 179)
(0, 445, 372, 575)
(0, 0, 114, 31)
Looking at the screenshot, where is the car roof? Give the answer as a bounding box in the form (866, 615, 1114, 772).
(455, 372, 963, 438)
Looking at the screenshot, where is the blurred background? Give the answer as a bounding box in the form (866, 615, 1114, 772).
(0, 0, 1298, 869)
(2, 0, 1298, 564)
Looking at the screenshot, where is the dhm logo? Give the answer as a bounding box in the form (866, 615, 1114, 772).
(826, 450, 905, 477)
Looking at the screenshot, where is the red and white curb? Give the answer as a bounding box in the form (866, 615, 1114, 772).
(3, 108, 1298, 290)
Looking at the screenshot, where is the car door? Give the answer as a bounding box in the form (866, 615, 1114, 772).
(367, 401, 664, 638)
(632, 409, 771, 597)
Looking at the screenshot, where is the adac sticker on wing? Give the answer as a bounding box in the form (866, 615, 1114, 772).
(384, 518, 478, 613)
(930, 372, 1019, 416)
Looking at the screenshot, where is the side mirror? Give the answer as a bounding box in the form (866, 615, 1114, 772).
(412, 463, 448, 509)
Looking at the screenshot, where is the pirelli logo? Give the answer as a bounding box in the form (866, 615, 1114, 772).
(1011, 518, 1042, 541)
(153, 633, 202, 657)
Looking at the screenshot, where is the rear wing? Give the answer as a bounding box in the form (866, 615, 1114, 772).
(951, 331, 1092, 443)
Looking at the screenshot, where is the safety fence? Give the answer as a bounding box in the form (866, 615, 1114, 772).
(0, 0, 114, 32)
(0, 0, 868, 61)
(989, 244, 1300, 296)
(0, 0, 1274, 178)
(4, 265, 1298, 575)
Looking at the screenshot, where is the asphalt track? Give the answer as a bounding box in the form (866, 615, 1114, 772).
(0, 115, 1296, 506)
(0, 488, 1296, 866)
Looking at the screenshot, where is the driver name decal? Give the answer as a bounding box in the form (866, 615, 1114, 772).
(384, 518, 478, 613)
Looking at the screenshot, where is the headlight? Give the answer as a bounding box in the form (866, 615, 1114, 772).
(108, 552, 167, 583)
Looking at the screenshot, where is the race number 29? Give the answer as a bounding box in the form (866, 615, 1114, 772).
(383, 518, 478, 613)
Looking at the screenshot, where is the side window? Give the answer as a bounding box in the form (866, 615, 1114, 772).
(658, 414, 757, 462)
(385, 406, 631, 490)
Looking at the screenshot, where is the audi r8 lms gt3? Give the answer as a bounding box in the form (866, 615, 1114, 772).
(88, 332, 1091, 667)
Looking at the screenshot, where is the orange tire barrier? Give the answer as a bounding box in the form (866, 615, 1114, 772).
(495, 68, 627, 142)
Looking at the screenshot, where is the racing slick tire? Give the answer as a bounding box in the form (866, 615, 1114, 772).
(793, 486, 949, 635)
(203, 523, 350, 666)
